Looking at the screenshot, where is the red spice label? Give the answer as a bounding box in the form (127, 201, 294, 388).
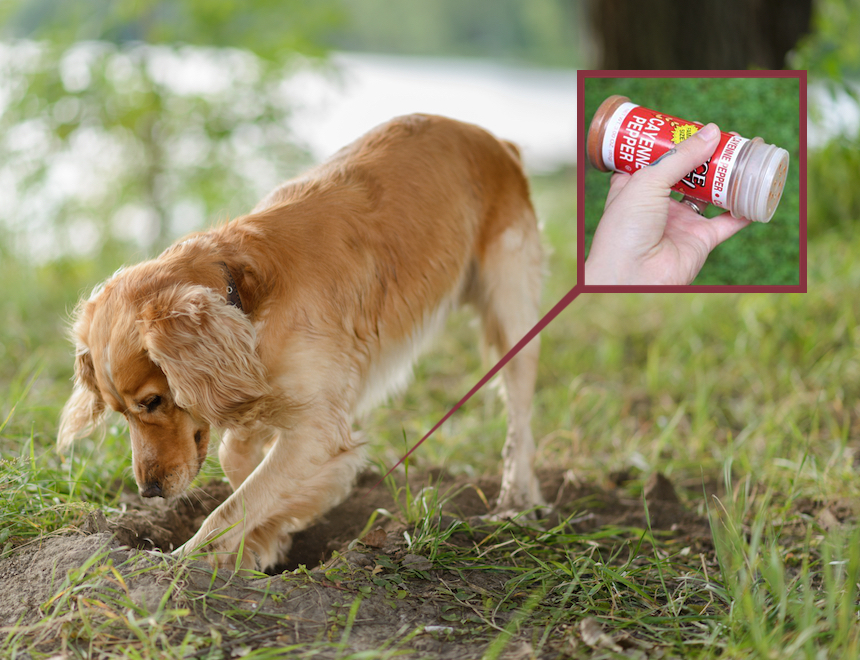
(602, 103, 748, 210)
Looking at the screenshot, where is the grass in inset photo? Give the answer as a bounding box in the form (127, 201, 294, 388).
(582, 76, 801, 286)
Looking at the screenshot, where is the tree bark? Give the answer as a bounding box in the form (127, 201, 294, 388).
(589, 0, 813, 70)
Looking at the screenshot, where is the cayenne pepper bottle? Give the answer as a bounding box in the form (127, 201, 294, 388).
(587, 95, 790, 224)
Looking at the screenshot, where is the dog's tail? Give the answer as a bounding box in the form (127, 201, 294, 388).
(502, 140, 523, 163)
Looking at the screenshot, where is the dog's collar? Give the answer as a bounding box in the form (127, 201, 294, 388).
(220, 262, 244, 312)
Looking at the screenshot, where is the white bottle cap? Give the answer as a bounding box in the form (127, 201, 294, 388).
(733, 138, 790, 223)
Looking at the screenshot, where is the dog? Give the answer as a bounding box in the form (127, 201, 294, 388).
(58, 114, 544, 570)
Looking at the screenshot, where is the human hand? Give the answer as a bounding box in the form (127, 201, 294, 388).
(583, 123, 752, 286)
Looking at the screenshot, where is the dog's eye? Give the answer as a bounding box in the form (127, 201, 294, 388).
(143, 395, 162, 413)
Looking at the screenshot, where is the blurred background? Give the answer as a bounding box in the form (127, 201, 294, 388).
(0, 0, 582, 265)
(1, 0, 859, 494)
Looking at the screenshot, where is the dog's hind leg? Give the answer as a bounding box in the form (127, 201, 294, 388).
(471, 211, 545, 513)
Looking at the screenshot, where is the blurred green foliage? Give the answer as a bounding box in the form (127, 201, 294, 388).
(0, 0, 341, 59)
(0, 41, 315, 257)
(0, 0, 580, 261)
(583, 77, 801, 286)
(792, 0, 860, 238)
(791, 0, 860, 79)
(0, 1, 338, 258)
(1, 0, 581, 66)
(807, 140, 860, 238)
(330, 0, 582, 67)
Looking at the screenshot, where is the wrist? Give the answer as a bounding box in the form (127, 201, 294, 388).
(584, 253, 624, 286)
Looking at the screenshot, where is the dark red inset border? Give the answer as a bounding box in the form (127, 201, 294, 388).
(577, 69, 807, 293)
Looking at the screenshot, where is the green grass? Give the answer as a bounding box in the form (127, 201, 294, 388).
(582, 76, 801, 286)
(709, 474, 860, 658)
(1, 171, 859, 658)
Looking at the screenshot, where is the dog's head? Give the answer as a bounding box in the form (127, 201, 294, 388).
(58, 262, 272, 498)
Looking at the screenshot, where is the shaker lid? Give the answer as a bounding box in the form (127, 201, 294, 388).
(757, 147, 790, 223)
(735, 139, 790, 223)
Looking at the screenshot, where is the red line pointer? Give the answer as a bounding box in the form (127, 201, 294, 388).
(370, 285, 581, 493)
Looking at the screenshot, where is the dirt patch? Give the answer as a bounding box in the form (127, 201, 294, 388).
(102, 467, 712, 570)
(0, 467, 716, 657)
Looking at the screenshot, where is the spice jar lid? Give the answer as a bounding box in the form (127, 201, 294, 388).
(735, 139, 790, 223)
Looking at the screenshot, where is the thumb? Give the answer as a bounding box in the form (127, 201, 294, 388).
(640, 122, 722, 191)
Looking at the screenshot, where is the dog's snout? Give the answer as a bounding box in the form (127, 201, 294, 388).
(140, 482, 163, 498)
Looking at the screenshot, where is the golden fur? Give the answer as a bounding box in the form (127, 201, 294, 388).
(59, 114, 543, 569)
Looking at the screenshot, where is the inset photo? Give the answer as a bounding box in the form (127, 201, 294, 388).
(577, 71, 805, 291)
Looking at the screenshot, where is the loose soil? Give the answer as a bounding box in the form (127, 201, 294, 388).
(0, 467, 790, 658)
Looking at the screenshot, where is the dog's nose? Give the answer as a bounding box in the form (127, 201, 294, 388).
(140, 482, 163, 498)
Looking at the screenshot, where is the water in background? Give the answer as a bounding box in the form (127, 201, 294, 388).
(287, 52, 577, 173)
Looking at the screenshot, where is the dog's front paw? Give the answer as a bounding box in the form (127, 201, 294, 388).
(244, 526, 292, 570)
(173, 531, 255, 571)
(174, 527, 292, 572)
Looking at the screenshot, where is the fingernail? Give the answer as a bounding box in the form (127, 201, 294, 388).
(698, 123, 719, 141)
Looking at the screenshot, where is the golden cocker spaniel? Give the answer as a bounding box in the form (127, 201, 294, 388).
(59, 114, 544, 569)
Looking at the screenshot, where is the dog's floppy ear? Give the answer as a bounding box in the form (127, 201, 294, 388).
(139, 284, 272, 428)
(58, 309, 107, 449)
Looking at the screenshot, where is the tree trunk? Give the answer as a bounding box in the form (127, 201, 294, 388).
(588, 0, 813, 70)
